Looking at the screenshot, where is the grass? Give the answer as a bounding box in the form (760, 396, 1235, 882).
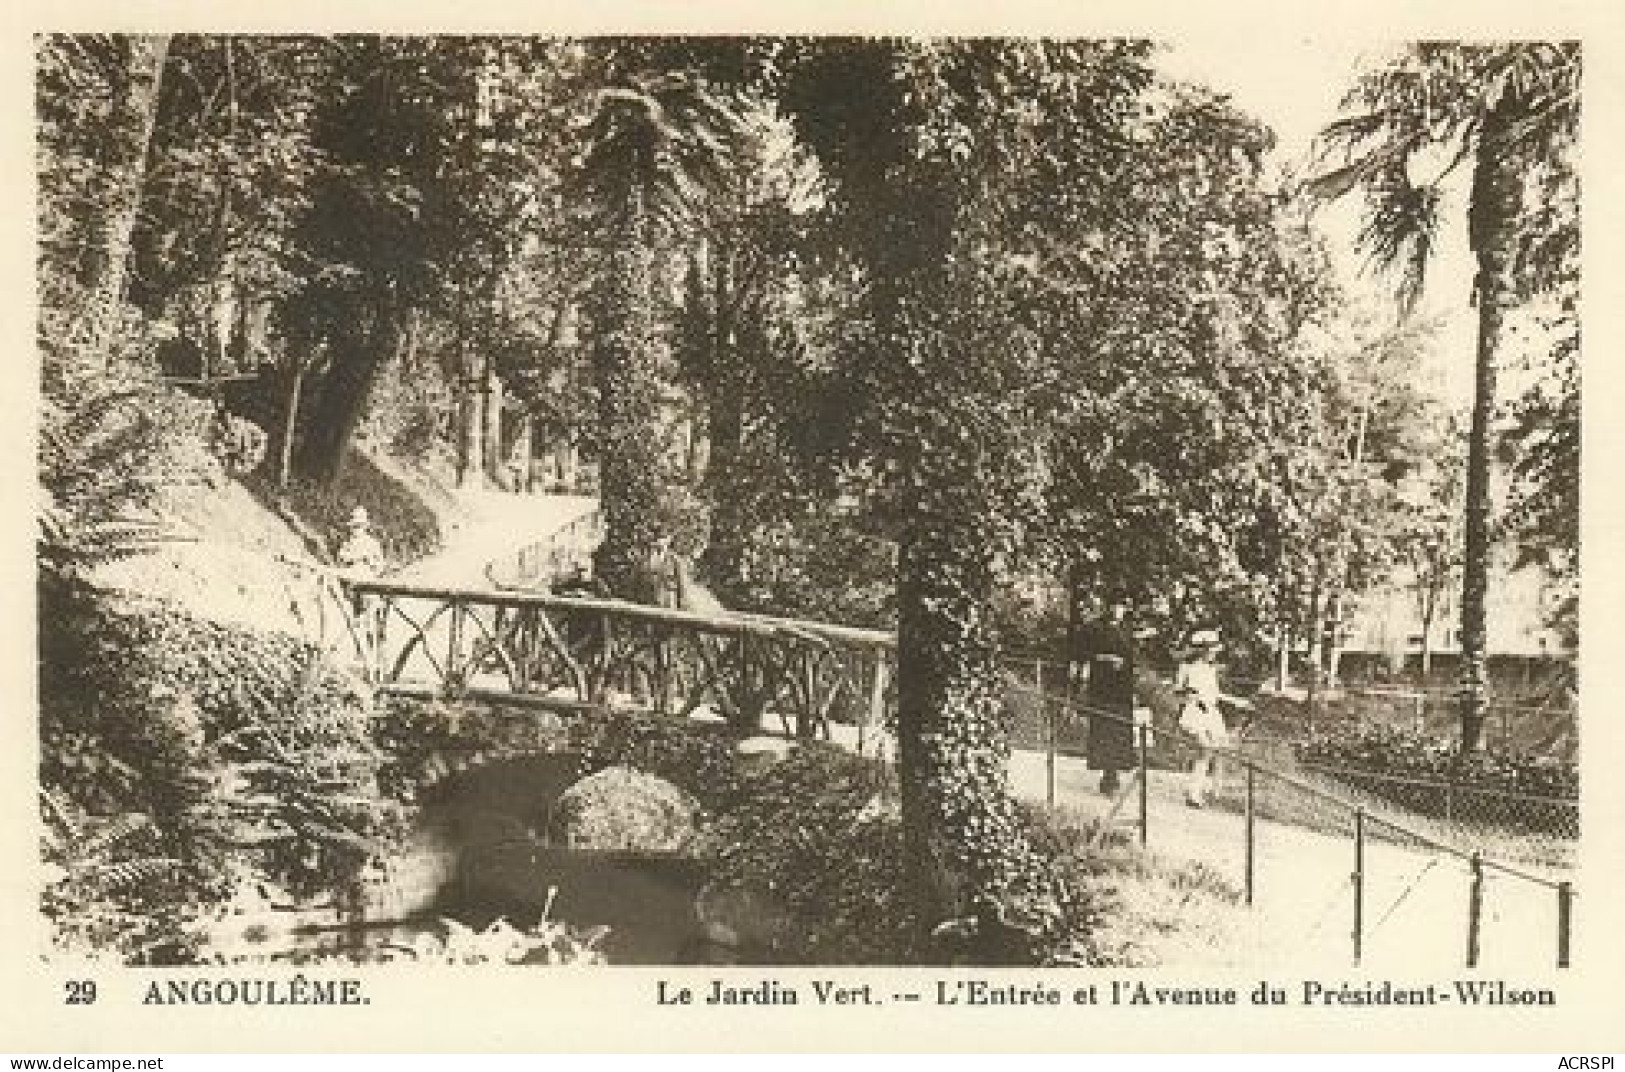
(246, 447, 446, 567)
(1038, 804, 1257, 968)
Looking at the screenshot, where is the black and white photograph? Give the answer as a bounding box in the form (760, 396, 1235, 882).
(10, 7, 1616, 1054)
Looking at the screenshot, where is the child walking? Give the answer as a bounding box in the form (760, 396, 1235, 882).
(1175, 629, 1234, 807)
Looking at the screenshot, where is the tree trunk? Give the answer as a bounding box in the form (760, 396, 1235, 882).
(514, 412, 535, 493)
(895, 501, 1013, 929)
(85, 34, 170, 368)
(1276, 617, 1292, 692)
(698, 384, 746, 602)
(1458, 110, 1523, 755)
(482, 359, 505, 489)
(457, 352, 484, 490)
(1325, 592, 1345, 689)
(275, 357, 306, 491)
(294, 297, 402, 485)
(1304, 571, 1325, 722)
(592, 215, 666, 603)
(1418, 575, 1437, 683)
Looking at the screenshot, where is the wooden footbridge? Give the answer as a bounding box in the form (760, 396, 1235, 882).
(328, 576, 1579, 969)
(339, 579, 897, 743)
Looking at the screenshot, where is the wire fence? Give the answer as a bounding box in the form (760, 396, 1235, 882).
(1272, 681, 1577, 764)
(998, 660, 1578, 969)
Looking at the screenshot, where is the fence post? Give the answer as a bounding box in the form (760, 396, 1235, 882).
(1466, 851, 1484, 968)
(1557, 881, 1573, 969)
(1352, 807, 1365, 965)
(867, 652, 888, 755)
(1137, 724, 1150, 847)
(1244, 764, 1256, 906)
(447, 599, 464, 689)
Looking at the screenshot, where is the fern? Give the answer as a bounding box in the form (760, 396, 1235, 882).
(40, 790, 179, 898)
(38, 375, 207, 579)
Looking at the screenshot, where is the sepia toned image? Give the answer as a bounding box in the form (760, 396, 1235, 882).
(30, 23, 1585, 1003)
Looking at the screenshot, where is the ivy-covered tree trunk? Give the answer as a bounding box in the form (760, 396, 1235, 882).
(85, 34, 170, 368)
(591, 220, 667, 603)
(456, 356, 485, 489)
(698, 378, 747, 601)
(894, 488, 1021, 928)
(1458, 104, 1523, 755)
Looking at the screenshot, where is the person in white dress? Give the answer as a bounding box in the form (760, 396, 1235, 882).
(1175, 628, 1245, 807)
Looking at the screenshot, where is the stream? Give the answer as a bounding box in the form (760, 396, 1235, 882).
(355, 753, 718, 964)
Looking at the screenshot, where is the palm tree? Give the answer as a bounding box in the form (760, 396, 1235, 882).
(1310, 43, 1579, 752)
(572, 54, 748, 601)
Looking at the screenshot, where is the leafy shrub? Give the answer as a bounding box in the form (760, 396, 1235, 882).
(247, 448, 442, 566)
(212, 910, 609, 966)
(701, 743, 922, 963)
(1029, 808, 1244, 967)
(549, 767, 701, 851)
(394, 916, 610, 965)
(39, 364, 217, 581)
(39, 789, 195, 964)
(1296, 724, 1578, 800)
(567, 717, 1101, 965)
(726, 516, 896, 629)
(571, 711, 746, 814)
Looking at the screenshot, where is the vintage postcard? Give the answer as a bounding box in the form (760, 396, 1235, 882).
(3, 0, 1621, 1055)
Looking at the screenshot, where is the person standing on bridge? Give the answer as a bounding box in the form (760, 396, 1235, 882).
(336, 506, 384, 578)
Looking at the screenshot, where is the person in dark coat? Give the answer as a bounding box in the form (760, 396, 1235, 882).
(1076, 598, 1139, 794)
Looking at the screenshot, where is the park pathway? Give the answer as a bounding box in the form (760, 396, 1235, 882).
(392, 490, 597, 588)
(1008, 750, 1569, 970)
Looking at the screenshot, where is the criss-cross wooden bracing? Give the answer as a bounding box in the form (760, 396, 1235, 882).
(341, 580, 896, 744)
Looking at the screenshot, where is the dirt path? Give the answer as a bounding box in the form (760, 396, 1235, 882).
(392, 490, 597, 588)
(1007, 750, 1570, 970)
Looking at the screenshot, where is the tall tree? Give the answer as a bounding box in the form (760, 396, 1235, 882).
(1311, 42, 1580, 752)
(568, 47, 749, 601)
(782, 38, 1156, 934)
(288, 35, 527, 485)
(1039, 86, 1339, 661)
(673, 118, 835, 604)
(38, 34, 171, 371)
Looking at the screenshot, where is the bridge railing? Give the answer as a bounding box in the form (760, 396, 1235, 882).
(341, 579, 897, 747)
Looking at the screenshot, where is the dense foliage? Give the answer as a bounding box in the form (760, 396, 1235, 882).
(1297, 724, 1578, 801)
(37, 33, 1582, 959)
(38, 573, 401, 959)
